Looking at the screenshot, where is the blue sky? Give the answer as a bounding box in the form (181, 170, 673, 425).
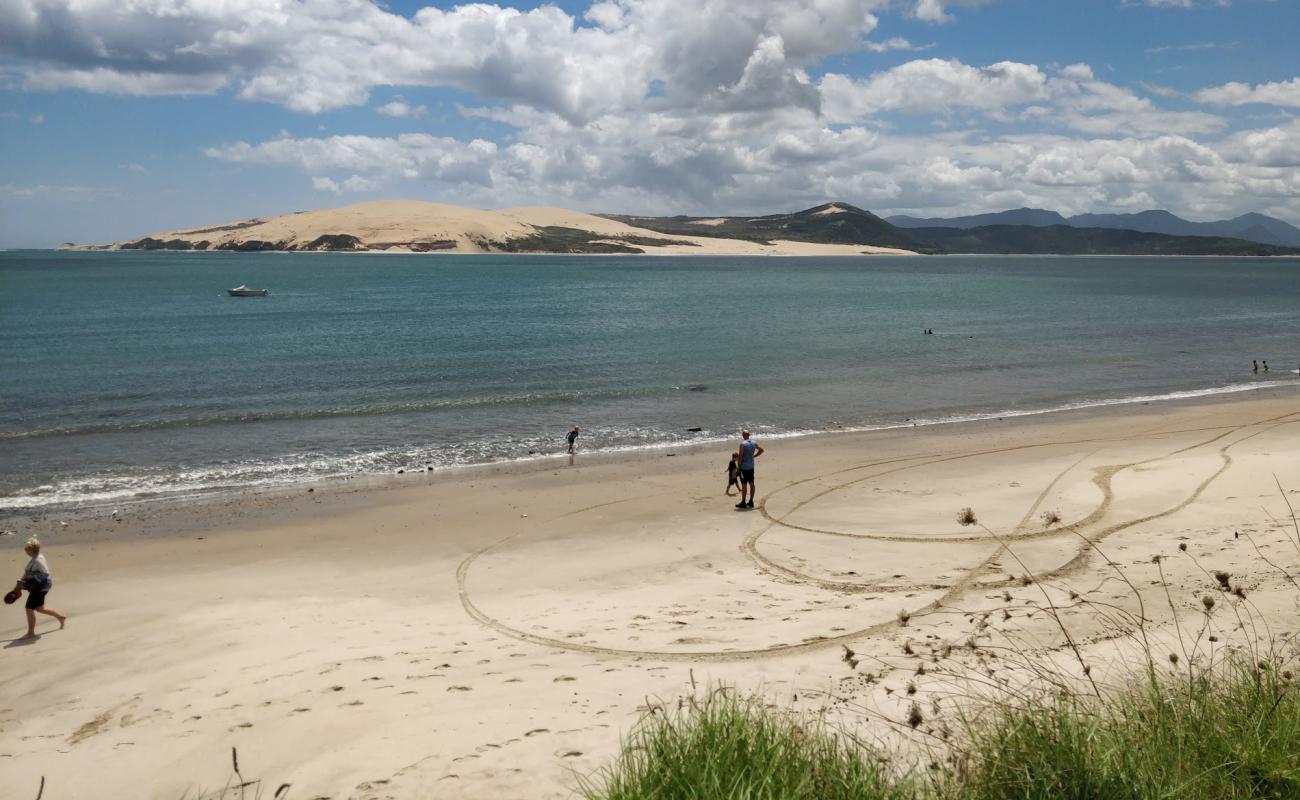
(2, 0, 1298, 247)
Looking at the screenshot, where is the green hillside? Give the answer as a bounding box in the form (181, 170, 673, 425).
(602, 203, 928, 251)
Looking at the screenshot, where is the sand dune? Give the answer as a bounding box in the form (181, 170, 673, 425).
(2, 393, 1297, 798)
(78, 199, 917, 256)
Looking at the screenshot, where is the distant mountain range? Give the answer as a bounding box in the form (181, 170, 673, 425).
(887, 207, 1300, 249)
(606, 203, 1300, 256)
(907, 225, 1300, 256)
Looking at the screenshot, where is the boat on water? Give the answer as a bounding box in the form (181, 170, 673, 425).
(227, 285, 269, 297)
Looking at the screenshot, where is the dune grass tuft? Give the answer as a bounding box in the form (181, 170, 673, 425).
(578, 690, 916, 800)
(951, 657, 1300, 800)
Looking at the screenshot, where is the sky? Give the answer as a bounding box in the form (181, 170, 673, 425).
(1, 0, 1298, 247)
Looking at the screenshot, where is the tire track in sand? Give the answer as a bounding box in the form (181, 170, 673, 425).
(456, 411, 1299, 662)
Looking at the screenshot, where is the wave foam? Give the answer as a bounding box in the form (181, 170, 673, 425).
(2, 380, 1294, 513)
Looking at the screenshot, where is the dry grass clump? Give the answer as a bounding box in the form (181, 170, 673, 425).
(183, 748, 290, 799)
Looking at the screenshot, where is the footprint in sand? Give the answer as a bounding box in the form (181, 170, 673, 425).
(447, 685, 473, 692)
(525, 728, 549, 737)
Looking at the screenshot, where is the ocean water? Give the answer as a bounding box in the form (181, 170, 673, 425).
(1, 250, 1297, 512)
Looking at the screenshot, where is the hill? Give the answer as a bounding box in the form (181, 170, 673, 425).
(889, 207, 1300, 248)
(74, 200, 916, 256)
(601, 203, 926, 251)
(909, 224, 1300, 256)
(887, 207, 1068, 229)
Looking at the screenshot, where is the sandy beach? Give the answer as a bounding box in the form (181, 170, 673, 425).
(2, 391, 1298, 799)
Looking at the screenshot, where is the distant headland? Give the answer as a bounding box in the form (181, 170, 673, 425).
(66, 200, 1300, 256)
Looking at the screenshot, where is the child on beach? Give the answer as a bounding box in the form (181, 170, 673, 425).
(566, 425, 581, 454)
(725, 453, 740, 496)
(13, 537, 66, 639)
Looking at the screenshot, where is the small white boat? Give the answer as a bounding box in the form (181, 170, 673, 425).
(227, 285, 269, 297)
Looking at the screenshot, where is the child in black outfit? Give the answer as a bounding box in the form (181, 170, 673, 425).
(725, 453, 740, 496)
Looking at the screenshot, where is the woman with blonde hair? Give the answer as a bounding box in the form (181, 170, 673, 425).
(13, 537, 66, 638)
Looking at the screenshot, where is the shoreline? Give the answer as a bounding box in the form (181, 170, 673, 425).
(47, 247, 1300, 258)
(7, 385, 1296, 549)
(1, 391, 1297, 798)
(4, 378, 1296, 523)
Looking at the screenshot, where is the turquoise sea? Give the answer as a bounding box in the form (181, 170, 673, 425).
(1, 250, 1297, 512)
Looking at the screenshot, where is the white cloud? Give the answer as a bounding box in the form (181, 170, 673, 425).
(912, 0, 952, 22)
(1138, 81, 1183, 98)
(376, 100, 428, 118)
(820, 59, 1050, 120)
(210, 134, 503, 186)
(910, 0, 989, 23)
(863, 37, 928, 53)
(311, 176, 341, 194)
(311, 175, 378, 194)
(203, 101, 1300, 226)
(1132, 0, 1234, 7)
(0, 0, 892, 119)
(1042, 65, 1225, 135)
(21, 67, 228, 96)
(1195, 78, 1300, 108)
(817, 58, 1223, 136)
(0, 110, 44, 123)
(1217, 118, 1300, 168)
(0, 183, 113, 198)
(1146, 40, 1236, 54)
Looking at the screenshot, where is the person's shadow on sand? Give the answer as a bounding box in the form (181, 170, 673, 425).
(3, 631, 57, 648)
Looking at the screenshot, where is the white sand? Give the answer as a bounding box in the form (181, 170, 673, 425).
(2, 393, 1297, 799)
(83, 200, 917, 256)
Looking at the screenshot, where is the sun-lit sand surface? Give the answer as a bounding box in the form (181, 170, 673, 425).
(2, 392, 1297, 799)
(79, 199, 917, 256)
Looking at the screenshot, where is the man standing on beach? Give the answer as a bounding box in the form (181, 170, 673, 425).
(735, 430, 764, 510)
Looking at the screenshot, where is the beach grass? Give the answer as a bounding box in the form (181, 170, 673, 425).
(578, 689, 915, 800)
(582, 652, 1300, 800)
(950, 656, 1300, 800)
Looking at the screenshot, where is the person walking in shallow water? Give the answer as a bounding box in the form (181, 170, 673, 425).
(566, 425, 581, 454)
(734, 430, 764, 510)
(13, 537, 66, 639)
